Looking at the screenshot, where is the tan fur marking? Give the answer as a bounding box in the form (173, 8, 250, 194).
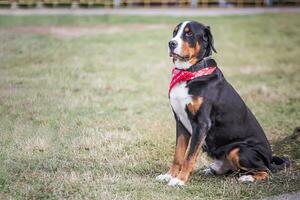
(188, 41, 201, 65)
(228, 148, 268, 180)
(253, 171, 268, 181)
(181, 40, 201, 64)
(176, 137, 205, 183)
(168, 134, 189, 177)
(184, 27, 190, 33)
(181, 41, 190, 57)
(187, 96, 203, 115)
(228, 148, 248, 171)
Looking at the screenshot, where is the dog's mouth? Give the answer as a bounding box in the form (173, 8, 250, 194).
(169, 52, 189, 61)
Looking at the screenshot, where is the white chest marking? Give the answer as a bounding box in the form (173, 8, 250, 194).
(170, 81, 192, 134)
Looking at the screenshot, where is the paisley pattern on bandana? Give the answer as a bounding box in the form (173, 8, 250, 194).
(169, 67, 216, 95)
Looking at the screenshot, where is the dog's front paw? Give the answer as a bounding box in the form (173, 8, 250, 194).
(168, 177, 185, 186)
(156, 173, 173, 182)
(238, 175, 254, 183)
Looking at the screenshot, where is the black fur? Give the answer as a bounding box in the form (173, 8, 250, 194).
(173, 21, 289, 174)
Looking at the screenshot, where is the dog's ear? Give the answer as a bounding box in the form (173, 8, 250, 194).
(205, 26, 217, 53)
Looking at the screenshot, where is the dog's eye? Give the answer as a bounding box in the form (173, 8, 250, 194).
(173, 31, 177, 37)
(185, 31, 193, 37)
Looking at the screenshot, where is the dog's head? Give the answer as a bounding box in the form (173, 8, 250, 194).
(169, 21, 217, 69)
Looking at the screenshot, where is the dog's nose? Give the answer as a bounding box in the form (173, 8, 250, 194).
(168, 40, 178, 50)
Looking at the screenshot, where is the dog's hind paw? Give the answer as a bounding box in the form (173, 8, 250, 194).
(203, 167, 215, 176)
(238, 175, 254, 183)
(156, 173, 173, 182)
(168, 177, 185, 186)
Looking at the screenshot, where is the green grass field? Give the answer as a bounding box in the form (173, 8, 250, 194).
(0, 13, 300, 199)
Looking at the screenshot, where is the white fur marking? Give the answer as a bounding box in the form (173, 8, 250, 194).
(203, 168, 215, 176)
(238, 175, 255, 182)
(172, 21, 189, 56)
(171, 21, 192, 70)
(174, 60, 192, 70)
(170, 81, 192, 134)
(168, 177, 185, 186)
(156, 173, 173, 182)
(210, 159, 233, 175)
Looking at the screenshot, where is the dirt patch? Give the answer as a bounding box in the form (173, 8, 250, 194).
(4, 24, 169, 38)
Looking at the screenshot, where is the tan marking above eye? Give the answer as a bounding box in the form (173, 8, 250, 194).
(174, 26, 179, 32)
(184, 27, 190, 33)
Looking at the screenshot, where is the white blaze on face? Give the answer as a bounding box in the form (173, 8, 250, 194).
(171, 21, 189, 56)
(170, 21, 192, 69)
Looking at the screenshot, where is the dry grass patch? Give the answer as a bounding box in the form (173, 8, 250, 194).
(0, 14, 299, 199)
(3, 24, 170, 38)
(13, 135, 52, 154)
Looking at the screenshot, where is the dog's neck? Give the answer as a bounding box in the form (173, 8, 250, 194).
(174, 56, 212, 70)
(173, 59, 193, 70)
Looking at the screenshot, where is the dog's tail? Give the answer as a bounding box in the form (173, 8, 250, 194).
(270, 156, 290, 173)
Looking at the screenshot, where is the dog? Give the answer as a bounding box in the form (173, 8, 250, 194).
(156, 21, 290, 186)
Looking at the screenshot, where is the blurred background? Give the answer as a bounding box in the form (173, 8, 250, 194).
(0, 0, 299, 8)
(0, 2, 300, 200)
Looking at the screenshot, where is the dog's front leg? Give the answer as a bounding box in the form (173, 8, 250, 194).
(168, 124, 207, 186)
(168, 120, 191, 177)
(168, 103, 211, 186)
(156, 119, 190, 182)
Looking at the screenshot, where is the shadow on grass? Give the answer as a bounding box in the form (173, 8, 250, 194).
(273, 127, 300, 170)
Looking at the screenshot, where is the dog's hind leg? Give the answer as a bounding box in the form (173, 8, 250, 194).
(227, 147, 269, 182)
(204, 159, 233, 176)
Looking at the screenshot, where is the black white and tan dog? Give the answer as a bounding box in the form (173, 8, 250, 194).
(156, 21, 290, 186)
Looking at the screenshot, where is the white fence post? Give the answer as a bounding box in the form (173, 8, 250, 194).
(10, 1, 18, 9)
(191, 0, 198, 7)
(114, 0, 121, 7)
(265, 0, 273, 6)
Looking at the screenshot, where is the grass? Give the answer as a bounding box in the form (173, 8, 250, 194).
(0, 13, 300, 199)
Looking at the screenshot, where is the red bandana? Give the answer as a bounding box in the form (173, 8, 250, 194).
(169, 66, 216, 95)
